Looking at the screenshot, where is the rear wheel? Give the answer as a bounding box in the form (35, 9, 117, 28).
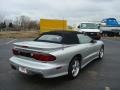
(98, 47, 104, 59)
(68, 57, 81, 79)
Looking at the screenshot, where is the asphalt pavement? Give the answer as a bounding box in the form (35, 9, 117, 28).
(0, 38, 120, 90)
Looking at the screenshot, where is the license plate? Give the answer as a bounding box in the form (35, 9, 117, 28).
(19, 67, 27, 74)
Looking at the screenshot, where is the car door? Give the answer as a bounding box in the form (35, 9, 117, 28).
(77, 34, 98, 66)
(88, 40, 100, 60)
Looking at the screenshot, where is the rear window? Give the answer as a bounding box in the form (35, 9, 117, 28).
(35, 34, 62, 43)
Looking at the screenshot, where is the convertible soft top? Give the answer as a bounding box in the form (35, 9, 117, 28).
(42, 30, 82, 35)
(40, 31, 82, 44)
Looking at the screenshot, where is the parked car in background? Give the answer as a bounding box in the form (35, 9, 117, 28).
(9, 31, 104, 79)
(78, 22, 101, 40)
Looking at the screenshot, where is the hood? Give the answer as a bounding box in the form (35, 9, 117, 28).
(80, 29, 100, 32)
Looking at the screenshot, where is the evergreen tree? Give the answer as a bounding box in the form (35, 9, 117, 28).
(9, 22, 13, 28)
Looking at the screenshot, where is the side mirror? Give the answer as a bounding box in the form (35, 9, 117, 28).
(91, 35, 101, 40)
(77, 25, 80, 29)
(96, 36, 101, 40)
(90, 40, 96, 43)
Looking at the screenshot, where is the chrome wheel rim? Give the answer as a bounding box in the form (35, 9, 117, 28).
(100, 48, 104, 58)
(72, 60, 80, 77)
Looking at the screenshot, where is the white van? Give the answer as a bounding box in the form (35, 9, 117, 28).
(78, 22, 101, 40)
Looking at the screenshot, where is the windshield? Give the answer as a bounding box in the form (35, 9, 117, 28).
(35, 34, 63, 43)
(80, 23, 99, 29)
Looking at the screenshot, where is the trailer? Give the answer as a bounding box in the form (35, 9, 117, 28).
(40, 19, 67, 34)
(100, 18, 120, 36)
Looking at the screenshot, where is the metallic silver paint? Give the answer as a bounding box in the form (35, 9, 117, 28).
(9, 40, 104, 78)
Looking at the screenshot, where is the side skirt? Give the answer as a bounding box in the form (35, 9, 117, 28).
(81, 56, 99, 69)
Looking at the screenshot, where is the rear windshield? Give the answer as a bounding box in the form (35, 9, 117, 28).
(35, 34, 62, 43)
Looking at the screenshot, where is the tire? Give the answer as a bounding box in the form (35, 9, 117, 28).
(68, 57, 81, 79)
(98, 47, 104, 59)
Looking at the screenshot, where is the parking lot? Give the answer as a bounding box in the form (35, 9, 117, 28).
(0, 38, 120, 90)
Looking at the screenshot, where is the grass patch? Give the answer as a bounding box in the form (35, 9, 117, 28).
(0, 31, 40, 38)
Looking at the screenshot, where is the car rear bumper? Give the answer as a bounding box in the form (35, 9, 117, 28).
(9, 56, 68, 78)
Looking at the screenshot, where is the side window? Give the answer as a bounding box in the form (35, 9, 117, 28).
(77, 34, 92, 44)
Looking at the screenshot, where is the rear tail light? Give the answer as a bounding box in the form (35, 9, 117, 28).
(31, 53, 56, 61)
(12, 48, 56, 61)
(12, 48, 19, 55)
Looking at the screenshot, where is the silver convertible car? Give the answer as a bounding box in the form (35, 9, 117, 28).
(9, 31, 104, 79)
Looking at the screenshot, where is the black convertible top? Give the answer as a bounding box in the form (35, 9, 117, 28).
(42, 30, 82, 35)
(36, 30, 83, 44)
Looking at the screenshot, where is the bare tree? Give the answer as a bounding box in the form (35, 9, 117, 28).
(28, 20, 39, 30)
(19, 15, 30, 29)
(14, 17, 21, 27)
(13, 15, 40, 31)
(0, 14, 4, 23)
(14, 15, 31, 30)
(0, 14, 5, 31)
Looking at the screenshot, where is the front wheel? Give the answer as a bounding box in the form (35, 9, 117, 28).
(68, 57, 81, 79)
(98, 47, 104, 59)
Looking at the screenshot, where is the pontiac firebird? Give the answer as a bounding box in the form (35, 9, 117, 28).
(9, 31, 104, 79)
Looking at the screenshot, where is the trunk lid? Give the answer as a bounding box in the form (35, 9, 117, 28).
(14, 41, 64, 53)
